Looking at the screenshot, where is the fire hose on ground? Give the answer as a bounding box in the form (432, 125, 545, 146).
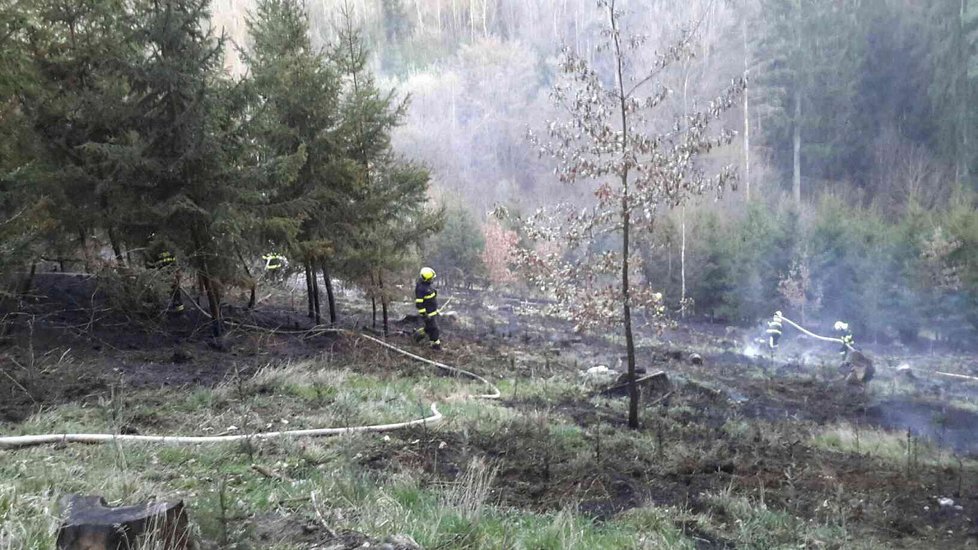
(0, 301, 500, 450)
(779, 315, 978, 383)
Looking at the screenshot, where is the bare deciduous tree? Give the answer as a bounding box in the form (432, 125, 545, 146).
(514, 0, 742, 428)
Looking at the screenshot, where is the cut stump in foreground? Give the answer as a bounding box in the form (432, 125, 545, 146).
(601, 371, 670, 399)
(844, 351, 876, 385)
(57, 495, 192, 550)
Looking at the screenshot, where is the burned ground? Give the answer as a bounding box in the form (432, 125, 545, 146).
(3, 273, 978, 548)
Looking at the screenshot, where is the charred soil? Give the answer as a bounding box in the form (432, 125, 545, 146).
(4, 273, 978, 547)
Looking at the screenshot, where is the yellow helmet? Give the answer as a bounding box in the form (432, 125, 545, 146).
(420, 267, 436, 281)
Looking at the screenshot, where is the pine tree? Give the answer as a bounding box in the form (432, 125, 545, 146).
(120, 0, 239, 334)
(19, 0, 136, 266)
(422, 202, 487, 286)
(0, 0, 44, 288)
(242, 0, 347, 322)
(753, 0, 864, 203)
(333, 6, 439, 335)
(926, 0, 978, 186)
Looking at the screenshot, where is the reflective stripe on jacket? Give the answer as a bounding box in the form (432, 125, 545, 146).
(414, 278, 438, 317)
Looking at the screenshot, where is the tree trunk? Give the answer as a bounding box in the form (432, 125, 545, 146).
(321, 260, 337, 323)
(681, 205, 687, 317)
(305, 264, 314, 319)
(792, 89, 802, 206)
(681, 65, 689, 318)
(371, 296, 377, 329)
(958, 0, 970, 184)
(191, 230, 221, 337)
(742, 20, 751, 201)
(56, 495, 192, 550)
(78, 229, 91, 273)
(236, 249, 256, 309)
(379, 272, 389, 336)
(610, 0, 639, 430)
(370, 273, 377, 329)
(310, 262, 321, 325)
(20, 262, 36, 298)
(108, 226, 124, 265)
(201, 274, 222, 338)
(196, 274, 205, 307)
(623, 204, 638, 430)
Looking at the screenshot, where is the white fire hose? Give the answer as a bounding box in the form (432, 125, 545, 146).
(0, 316, 500, 450)
(779, 315, 978, 383)
(779, 316, 853, 350)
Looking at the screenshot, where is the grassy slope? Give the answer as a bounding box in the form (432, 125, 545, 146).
(0, 355, 690, 549)
(2, 335, 974, 549)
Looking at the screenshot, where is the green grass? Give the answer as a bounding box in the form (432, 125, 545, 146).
(3, 348, 956, 549)
(700, 486, 857, 549)
(10, 358, 476, 439)
(0, 356, 696, 548)
(0, 436, 692, 549)
(812, 422, 970, 470)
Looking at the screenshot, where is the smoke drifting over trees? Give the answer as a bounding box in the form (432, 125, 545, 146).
(2, 0, 978, 343)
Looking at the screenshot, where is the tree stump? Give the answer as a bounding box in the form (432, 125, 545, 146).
(602, 371, 670, 398)
(56, 495, 192, 550)
(844, 351, 875, 385)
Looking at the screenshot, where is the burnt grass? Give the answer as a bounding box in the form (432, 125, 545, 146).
(0, 273, 346, 422)
(5, 273, 978, 546)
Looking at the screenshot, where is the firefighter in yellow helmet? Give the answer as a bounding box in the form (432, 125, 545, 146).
(766, 311, 783, 350)
(413, 267, 442, 350)
(144, 241, 184, 313)
(835, 321, 854, 358)
(262, 252, 287, 271)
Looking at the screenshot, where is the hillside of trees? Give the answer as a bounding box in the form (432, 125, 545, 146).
(2, 0, 978, 344)
(5, 3, 978, 547)
(0, 0, 440, 333)
(301, 0, 978, 344)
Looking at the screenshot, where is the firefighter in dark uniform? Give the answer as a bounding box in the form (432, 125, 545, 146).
(835, 321, 854, 358)
(767, 311, 783, 350)
(262, 252, 287, 271)
(262, 252, 287, 282)
(144, 243, 184, 313)
(413, 267, 442, 350)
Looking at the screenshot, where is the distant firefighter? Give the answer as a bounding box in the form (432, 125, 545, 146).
(143, 243, 184, 313)
(834, 321, 854, 357)
(262, 252, 287, 271)
(413, 267, 442, 351)
(766, 311, 783, 350)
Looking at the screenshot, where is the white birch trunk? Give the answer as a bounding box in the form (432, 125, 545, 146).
(959, 0, 970, 183)
(742, 20, 751, 201)
(793, 89, 802, 206)
(681, 66, 690, 316)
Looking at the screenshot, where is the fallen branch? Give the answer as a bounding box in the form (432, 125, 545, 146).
(647, 390, 673, 407)
(251, 464, 287, 481)
(310, 491, 338, 538)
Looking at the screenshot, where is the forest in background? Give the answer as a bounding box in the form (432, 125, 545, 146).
(298, 0, 978, 345)
(0, 0, 439, 334)
(3, 0, 978, 344)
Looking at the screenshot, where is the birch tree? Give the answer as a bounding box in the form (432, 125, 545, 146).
(516, 0, 741, 429)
